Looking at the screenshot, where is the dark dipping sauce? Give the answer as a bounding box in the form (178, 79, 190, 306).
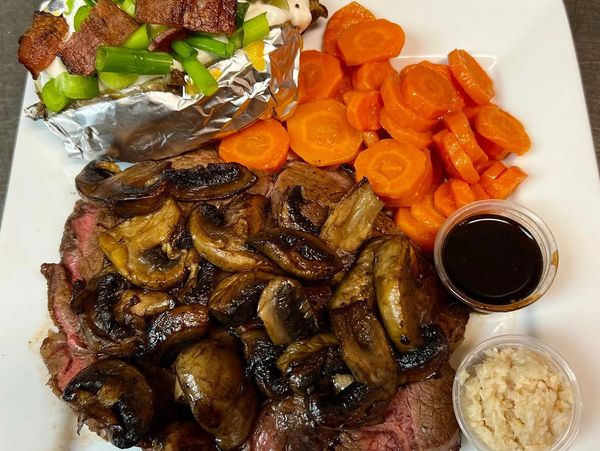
(441, 214, 543, 305)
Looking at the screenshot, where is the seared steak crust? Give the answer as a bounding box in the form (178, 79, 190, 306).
(18, 12, 68, 78)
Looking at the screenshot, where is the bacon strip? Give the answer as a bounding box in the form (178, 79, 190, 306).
(60, 0, 138, 75)
(18, 12, 69, 79)
(136, 0, 237, 35)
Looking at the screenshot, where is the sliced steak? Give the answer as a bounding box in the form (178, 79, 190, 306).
(18, 12, 69, 79)
(167, 148, 222, 169)
(59, 201, 117, 283)
(336, 365, 460, 451)
(60, 0, 138, 75)
(136, 0, 236, 34)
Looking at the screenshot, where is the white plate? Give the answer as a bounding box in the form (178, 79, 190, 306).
(1, 0, 598, 449)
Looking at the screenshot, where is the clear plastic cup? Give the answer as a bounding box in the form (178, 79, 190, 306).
(453, 334, 582, 451)
(433, 200, 559, 313)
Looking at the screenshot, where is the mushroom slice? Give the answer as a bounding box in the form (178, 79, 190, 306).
(276, 333, 338, 374)
(329, 238, 384, 310)
(119, 289, 176, 317)
(78, 161, 171, 218)
(247, 228, 342, 281)
(72, 273, 144, 356)
(309, 0, 329, 23)
(98, 198, 189, 290)
(146, 305, 209, 360)
(189, 203, 274, 272)
(239, 328, 292, 399)
(75, 161, 121, 199)
(156, 421, 216, 451)
(175, 340, 258, 450)
(166, 162, 256, 201)
(179, 258, 220, 306)
(306, 382, 374, 428)
(62, 359, 154, 449)
(396, 324, 449, 385)
(373, 235, 423, 352)
(320, 180, 384, 253)
(277, 186, 322, 235)
(209, 271, 275, 327)
(258, 277, 320, 345)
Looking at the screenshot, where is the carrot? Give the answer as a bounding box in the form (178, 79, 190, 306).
(448, 179, 476, 208)
(381, 74, 437, 132)
(463, 105, 482, 121)
(419, 61, 468, 111)
(346, 89, 382, 131)
(343, 90, 356, 105)
(448, 49, 494, 105)
(485, 166, 528, 199)
(474, 104, 531, 155)
(338, 19, 405, 67)
(433, 182, 457, 217)
(354, 139, 429, 199)
(336, 70, 355, 102)
(410, 191, 446, 234)
(443, 111, 488, 164)
(433, 130, 479, 183)
(219, 119, 289, 172)
(298, 50, 344, 104)
(476, 132, 511, 160)
(383, 148, 433, 207)
(400, 63, 454, 119)
(287, 98, 363, 167)
(394, 208, 436, 253)
(429, 145, 445, 185)
(322, 2, 376, 57)
(362, 130, 381, 147)
(380, 108, 433, 148)
(479, 161, 507, 189)
(353, 60, 397, 91)
(470, 182, 490, 200)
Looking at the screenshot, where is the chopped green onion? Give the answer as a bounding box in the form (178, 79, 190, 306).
(42, 79, 70, 113)
(187, 35, 228, 58)
(123, 24, 150, 49)
(268, 0, 289, 11)
(55, 73, 100, 99)
(83, 0, 97, 7)
(74, 5, 92, 31)
(243, 13, 269, 47)
(181, 58, 218, 96)
(121, 0, 136, 17)
(98, 72, 139, 90)
(65, 0, 76, 14)
(96, 46, 173, 74)
(149, 24, 171, 40)
(226, 28, 244, 57)
(172, 40, 198, 59)
(235, 2, 250, 28)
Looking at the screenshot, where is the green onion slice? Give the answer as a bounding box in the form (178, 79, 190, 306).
(243, 13, 269, 47)
(98, 72, 139, 90)
(172, 40, 198, 59)
(121, 0, 136, 18)
(42, 79, 71, 113)
(181, 58, 218, 96)
(123, 24, 150, 50)
(96, 46, 173, 75)
(55, 72, 100, 99)
(187, 35, 228, 58)
(226, 28, 244, 57)
(74, 5, 92, 31)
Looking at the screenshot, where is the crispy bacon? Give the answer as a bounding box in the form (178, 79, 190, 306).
(18, 12, 68, 79)
(60, 0, 138, 75)
(136, 0, 237, 35)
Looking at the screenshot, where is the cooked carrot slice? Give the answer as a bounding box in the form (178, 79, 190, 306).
(346, 89, 382, 131)
(343, 89, 357, 105)
(448, 179, 476, 208)
(433, 130, 479, 183)
(380, 108, 433, 148)
(419, 61, 468, 111)
(362, 130, 381, 147)
(410, 191, 446, 234)
(463, 105, 482, 121)
(433, 182, 457, 217)
(443, 111, 488, 164)
(298, 50, 344, 104)
(353, 60, 397, 91)
(338, 19, 405, 67)
(477, 133, 511, 160)
(485, 166, 528, 199)
(394, 208, 436, 253)
(287, 98, 363, 167)
(429, 145, 445, 185)
(322, 2, 376, 57)
(381, 74, 437, 132)
(474, 104, 531, 155)
(219, 119, 289, 173)
(335, 70, 355, 102)
(354, 139, 429, 199)
(479, 161, 507, 189)
(448, 49, 494, 105)
(383, 148, 433, 207)
(470, 182, 490, 200)
(400, 63, 455, 119)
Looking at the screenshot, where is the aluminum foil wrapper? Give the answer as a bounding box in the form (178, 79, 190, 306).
(26, 26, 301, 162)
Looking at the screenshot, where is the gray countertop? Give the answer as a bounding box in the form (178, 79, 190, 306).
(1, 0, 598, 222)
